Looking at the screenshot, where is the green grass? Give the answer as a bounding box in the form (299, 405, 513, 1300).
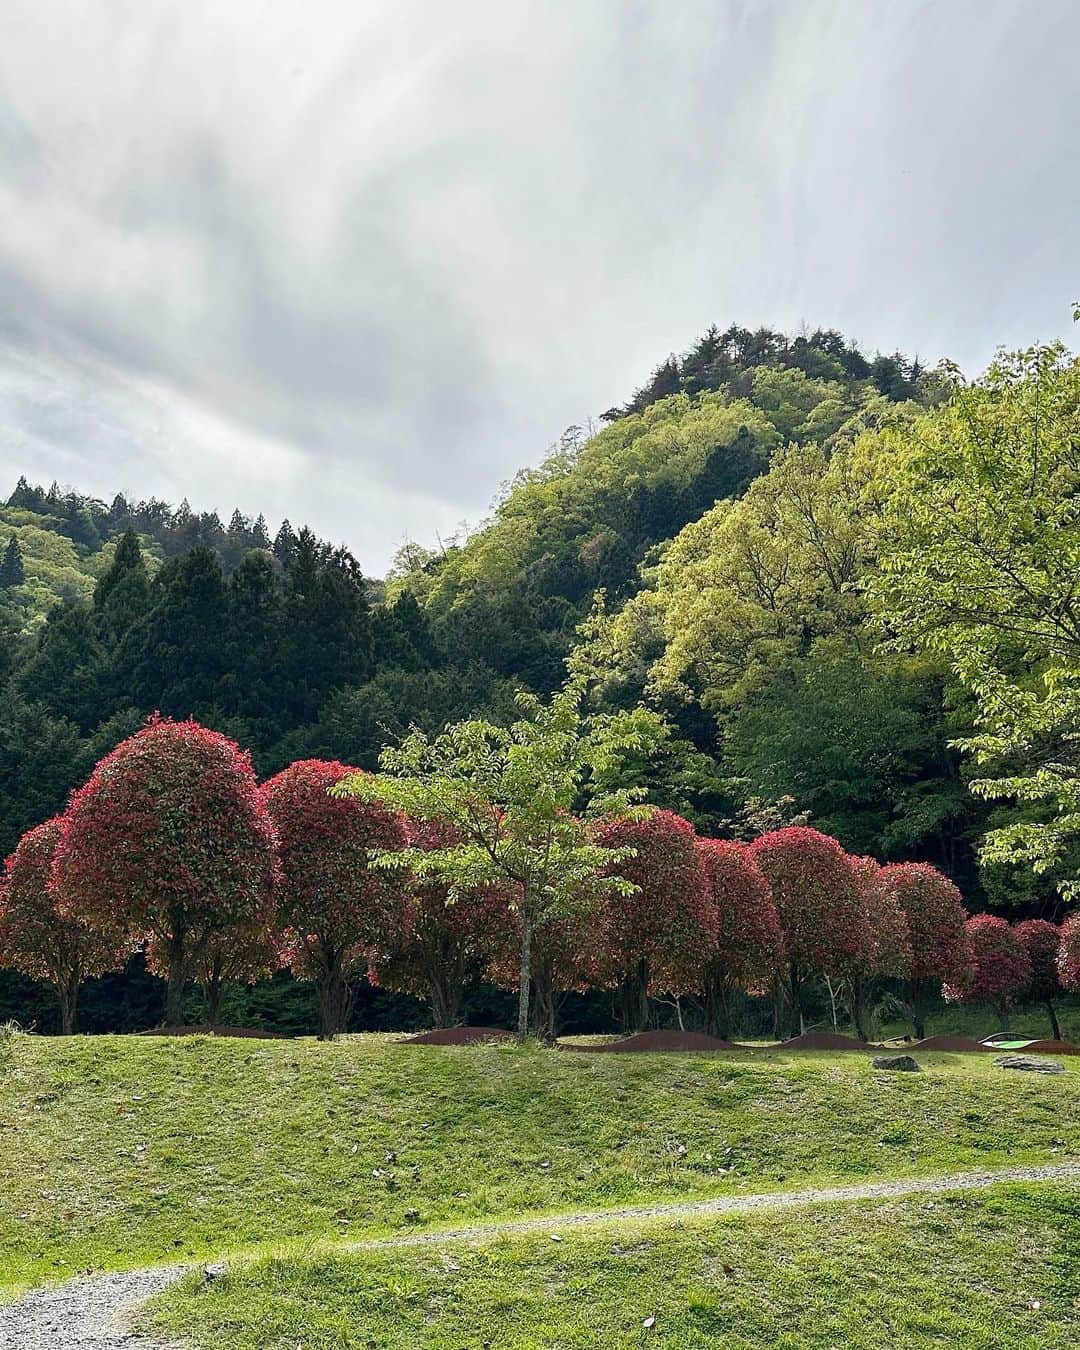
(876, 1000, 1080, 1044)
(1, 1031, 1078, 1298)
(144, 1184, 1080, 1348)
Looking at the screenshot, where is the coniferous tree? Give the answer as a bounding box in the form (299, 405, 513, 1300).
(282, 531, 372, 721)
(15, 603, 108, 732)
(224, 509, 251, 570)
(0, 537, 25, 589)
(133, 547, 228, 715)
(272, 519, 297, 568)
(7, 476, 38, 509)
(94, 529, 151, 641)
(376, 591, 441, 671)
(220, 551, 285, 733)
(252, 514, 271, 550)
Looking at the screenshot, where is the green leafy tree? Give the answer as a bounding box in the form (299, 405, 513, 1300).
(874, 344, 1080, 897)
(614, 434, 892, 707)
(338, 666, 657, 1038)
(726, 639, 973, 863)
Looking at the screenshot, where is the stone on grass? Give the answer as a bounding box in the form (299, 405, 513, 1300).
(993, 1054, 1065, 1074)
(872, 1054, 921, 1072)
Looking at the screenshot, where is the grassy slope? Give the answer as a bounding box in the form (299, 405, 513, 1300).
(1, 1033, 1078, 1298)
(143, 1184, 1080, 1349)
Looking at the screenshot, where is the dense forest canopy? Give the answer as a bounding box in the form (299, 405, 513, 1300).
(1, 322, 1076, 1031)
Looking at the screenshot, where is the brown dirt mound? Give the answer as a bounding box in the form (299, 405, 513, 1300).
(1018, 1038, 1080, 1056)
(561, 1030, 741, 1053)
(405, 1026, 514, 1045)
(773, 1033, 873, 1051)
(912, 1035, 996, 1053)
(138, 1024, 285, 1039)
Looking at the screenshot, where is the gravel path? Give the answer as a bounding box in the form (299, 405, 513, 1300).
(0, 1266, 185, 1349)
(355, 1159, 1080, 1250)
(3, 1162, 1078, 1348)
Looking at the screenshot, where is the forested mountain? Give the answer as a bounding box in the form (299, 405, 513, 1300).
(392, 325, 947, 691)
(0, 476, 335, 633)
(0, 324, 1056, 934)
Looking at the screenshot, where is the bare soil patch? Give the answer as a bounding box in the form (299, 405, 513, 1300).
(911, 1035, 995, 1053)
(404, 1026, 514, 1045)
(560, 1029, 741, 1053)
(1018, 1038, 1080, 1056)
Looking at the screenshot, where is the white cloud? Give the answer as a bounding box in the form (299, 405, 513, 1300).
(0, 0, 1076, 570)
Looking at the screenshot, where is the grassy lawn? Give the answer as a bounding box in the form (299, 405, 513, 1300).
(875, 1001, 1080, 1044)
(1, 1031, 1078, 1298)
(144, 1184, 1080, 1348)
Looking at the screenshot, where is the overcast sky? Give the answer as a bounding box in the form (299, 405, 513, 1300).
(0, 1, 1076, 572)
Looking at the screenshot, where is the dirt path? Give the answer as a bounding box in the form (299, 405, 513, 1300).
(3, 1162, 1078, 1348)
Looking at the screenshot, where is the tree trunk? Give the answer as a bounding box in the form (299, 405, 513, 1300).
(905, 981, 926, 1041)
(1046, 1000, 1062, 1041)
(206, 977, 224, 1028)
(702, 971, 732, 1040)
(531, 959, 558, 1044)
(850, 974, 870, 1042)
(429, 972, 461, 1030)
(203, 950, 225, 1028)
(616, 958, 650, 1034)
(788, 964, 804, 1039)
(56, 971, 79, 1036)
(317, 958, 352, 1041)
(997, 999, 1011, 1032)
(164, 932, 188, 1027)
(771, 974, 789, 1041)
(516, 911, 533, 1041)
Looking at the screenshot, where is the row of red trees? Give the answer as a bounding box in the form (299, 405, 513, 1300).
(1, 718, 1078, 1039)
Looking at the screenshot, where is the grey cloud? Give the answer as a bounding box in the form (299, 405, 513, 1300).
(0, 0, 1077, 570)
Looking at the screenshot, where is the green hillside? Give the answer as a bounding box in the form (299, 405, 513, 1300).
(393, 326, 945, 692)
(1, 1031, 1077, 1297)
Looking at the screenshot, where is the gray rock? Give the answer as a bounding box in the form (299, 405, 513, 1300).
(872, 1054, 921, 1072)
(993, 1054, 1066, 1074)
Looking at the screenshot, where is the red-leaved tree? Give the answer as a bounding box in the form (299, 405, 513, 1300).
(370, 817, 511, 1029)
(943, 914, 1032, 1029)
(0, 818, 129, 1034)
(749, 827, 873, 1038)
(877, 862, 968, 1040)
(696, 837, 784, 1040)
(849, 856, 912, 1040)
(1013, 919, 1065, 1040)
(593, 810, 715, 1033)
(1058, 914, 1080, 992)
(54, 718, 278, 1027)
(261, 759, 407, 1039)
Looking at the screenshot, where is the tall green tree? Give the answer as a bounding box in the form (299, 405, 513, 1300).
(94, 528, 151, 642)
(874, 343, 1080, 897)
(337, 665, 658, 1037)
(0, 537, 25, 589)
